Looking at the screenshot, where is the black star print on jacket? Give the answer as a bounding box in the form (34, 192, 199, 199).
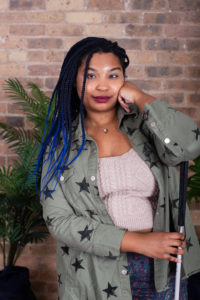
(45, 216, 54, 227)
(78, 225, 93, 241)
(72, 258, 85, 272)
(192, 128, 200, 140)
(103, 282, 118, 298)
(186, 237, 193, 251)
(61, 246, 69, 256)
(76, 177, 90, 193)
(172, 199, 179, 208)
(44, 186, 54, 200)
(58, 274, 62, 286)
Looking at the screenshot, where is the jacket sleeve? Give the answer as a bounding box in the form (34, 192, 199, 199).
(142, 100, 200, 166)
(41, 160, 126, 258)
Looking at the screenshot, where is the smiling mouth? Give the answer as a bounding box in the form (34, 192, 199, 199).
(93, 96, 111, 103)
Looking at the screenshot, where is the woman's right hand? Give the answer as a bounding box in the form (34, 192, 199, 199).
(120, 231, 186, 263)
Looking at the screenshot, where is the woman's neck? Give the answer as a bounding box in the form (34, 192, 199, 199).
(84, 109, 118, 129)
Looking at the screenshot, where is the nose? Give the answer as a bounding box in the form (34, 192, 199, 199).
(96, 78, 109, 91)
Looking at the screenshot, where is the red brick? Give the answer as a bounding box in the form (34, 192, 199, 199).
(126, 24, 161, 37)
(188, 94, 200, 106)
(6, 116, 24, 126)
(27, 12, 64, 23)
(31, 281, 48, 293)
(7, 103, 23, 114)
(182, 11, 200, 23)
(131, 79, 161, 90)
(27, 38, 63, 49)
(27, 244, 56, 256)
(38, 256, 56, 270)
(45, 51, 65, 63)
(194, 225, 200, 239)
(146, 66, 182, 77)
(189, 199, 200, 210)
(45, 235, 57, 245)
(29, 269, 40, 281)
(45, 78, 58, 89)
(0, 143, 9, 155)
(0, 64, 26, 76)
(0, 12, 28, 23)
(65, 12, 102, 23)
(190, 210, 200, 225)
(154, 93, 184, 105)
(10, 25, 45, 36)
(28, 51, 45, 62)
(28, 65, 60, 76)
(127, 51, 157, 64)
(157, 52, 200, 65)
(0, 103, 7, 113)
(145, 39, 179, 51)
(129, 0, 166, 10)
(0, 52, 7, 63)
(0, 25, 8, 36)
(47, 282, 58, 293)
(47, 25, 83, 36)
(47, 0, 84, 10)
(126, 65, 144, 78)
(8, 49, 27, 62)
(0, 37, 27, 49)
(0, 0, 9, 10)
(0, 156, 6, 166)
(116, 39, 142, 50)
(40, 269, 57, 281)
(186, 67, 200, 78)
(168, 0, 200, 11)
(87, 24, 124, 37)
(10, 0, 45, 10)
(37, 294, 58, 300)
(186, 40, 200, 51)
(166, 80, 199, 91)
(14, 77, 44, 89)
(165, 25, 200, 38)
(144, 13, 181, 24)
(88, 0, 124, 9)
(104, 12, 141, 23)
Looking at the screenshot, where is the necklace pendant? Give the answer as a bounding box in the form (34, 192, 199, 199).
(103, 128, 108, 134)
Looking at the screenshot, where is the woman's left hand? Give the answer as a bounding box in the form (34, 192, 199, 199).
(118, 81, 155, 112)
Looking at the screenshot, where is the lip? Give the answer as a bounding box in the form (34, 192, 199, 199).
(93, 96, 111, 103)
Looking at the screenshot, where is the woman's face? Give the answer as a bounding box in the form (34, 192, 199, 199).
(76, 52, 125, 114)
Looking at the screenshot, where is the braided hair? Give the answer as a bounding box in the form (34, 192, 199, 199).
(37, 37, 129, 193)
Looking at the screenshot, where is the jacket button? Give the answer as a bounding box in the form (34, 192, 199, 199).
(121, 269, 127, 275)
(151, 122, 156, 127)
(91, 175, 95, 181)
(60, 175, 64, 182)
(164, 137, 171, 144)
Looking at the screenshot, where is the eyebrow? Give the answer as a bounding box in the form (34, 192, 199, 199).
(88, 67, 122, 72)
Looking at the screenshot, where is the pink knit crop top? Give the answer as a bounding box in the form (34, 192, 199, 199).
(97, 148, 158, 231)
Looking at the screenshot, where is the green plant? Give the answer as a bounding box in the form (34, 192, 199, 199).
(187, 156, 200, 203)
(0, 79, 54, 266)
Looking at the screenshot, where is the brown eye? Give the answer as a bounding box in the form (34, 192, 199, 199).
(87, 73, 96, 79)
(109, 74, 119, 79)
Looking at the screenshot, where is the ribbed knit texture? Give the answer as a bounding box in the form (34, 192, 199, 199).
(97, 148, 157, 231)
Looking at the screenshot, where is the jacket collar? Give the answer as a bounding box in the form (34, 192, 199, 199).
(73, 103, 141, 141)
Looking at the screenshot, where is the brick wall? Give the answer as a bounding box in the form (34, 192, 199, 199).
(0, 0, 199, 299)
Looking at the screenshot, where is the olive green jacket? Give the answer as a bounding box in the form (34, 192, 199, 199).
(41, 100, 200, 300)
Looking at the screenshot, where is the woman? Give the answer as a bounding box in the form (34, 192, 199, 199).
(38, 37, 200, 299)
